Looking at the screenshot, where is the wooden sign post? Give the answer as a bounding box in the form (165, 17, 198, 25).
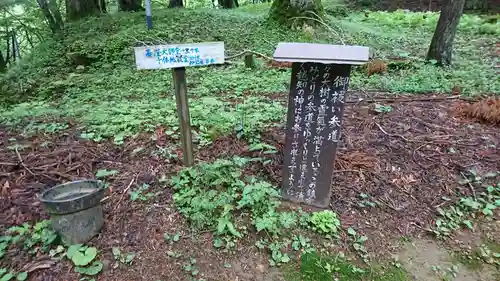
(134, 42, 225, 166)
(273, 42, 370, 208)
(145, 0, 153, 30)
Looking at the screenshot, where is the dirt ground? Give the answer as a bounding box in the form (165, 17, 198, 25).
(1, 93, 500, 280)
(399, 216, 500, 281)
(400, 237, 497, 281)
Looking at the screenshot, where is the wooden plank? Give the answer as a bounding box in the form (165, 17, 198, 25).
(273, 42, 370, 65)
(281, 62, 351, 208)
(134, 41, 225, 70)
(172, 67, 194, 166)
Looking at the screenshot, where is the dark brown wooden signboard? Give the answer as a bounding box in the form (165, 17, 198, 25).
(273, 43, 369, 208)
(281, 62, 351, 207)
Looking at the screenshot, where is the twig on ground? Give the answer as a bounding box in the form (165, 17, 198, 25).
(15, 147, 35, 177)
(31, 162, 59, 170)
(182, 229, 214, 239)
(0, 162, 18, 166)
(40, 173, 65, 182)
(114, 176, 137, 212)
(460, 172, 477, 200)
(65, 163, 83, 173)
(412, 143, 433, 169)
(332, 169, 361, 173)
(345, 95, 464, 105)
(20, 258, 56, 273)
(374, 122, 411, 142)
(409, 221, 428, 231)
(129, 35, 149, 46)
(411, 117, 452, 131)
(262, 38, 275, 48)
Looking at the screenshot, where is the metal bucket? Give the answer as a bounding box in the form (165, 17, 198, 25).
(39, 180, 105, 245)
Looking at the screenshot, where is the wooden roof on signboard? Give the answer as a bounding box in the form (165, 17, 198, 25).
(273, 42, 370, 65)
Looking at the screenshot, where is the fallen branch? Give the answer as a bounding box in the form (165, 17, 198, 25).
(374, 122, 411, 142)
(20, 258, 56, 273)
(332, 169, 362, 173)
(412, 143, 433, 169)
(225, 50, 273, 61)
(0, 162, 18, 166)
(113, 176, 136, 212)
(15, 147, 35, 177)
(460, 172, 477, 200)
(345, 95, 464, 105)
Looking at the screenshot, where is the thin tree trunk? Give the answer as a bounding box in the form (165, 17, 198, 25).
(99, 0, 107, 12)
(0, 51, 6, 72)
(168, 0, 183, 8)
(5, 35, 10, 66)
(220, 0, 235, 8)
(14, 32, 20, 59)
(37, 0, 60, 33)
(48, 0, 64, 30)
(66, 0, 104, 21)
(426, 0, 465, 66)
(25, 30, 34, 48)
(11, 31, 16, 62)
(118, 0, 143, 11)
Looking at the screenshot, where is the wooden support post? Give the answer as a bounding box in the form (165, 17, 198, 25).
(134, 42, 225, 167)
(172, 67, 194, 166)
(244, 53, 256, 68)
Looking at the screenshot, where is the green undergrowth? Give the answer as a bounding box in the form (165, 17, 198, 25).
(334, 11, 499, 94)
(283, 251, 409, 281)
(169, 156, 377, 267)
(346, 10, 499, 35)
(431, 170, 500, 238)
(171, 156, 298, 265)
(0, 4, 498, 143)
(452, 239, 500, 270)
(1, 221, 108, 280)
(0, 90, 285, 145)
(171, 157, 322, 264)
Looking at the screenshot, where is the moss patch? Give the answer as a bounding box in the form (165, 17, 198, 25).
(283, 252, 409, 281)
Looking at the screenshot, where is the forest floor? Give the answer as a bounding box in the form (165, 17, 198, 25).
(1, 3, 500, 281)
(2, 92, 500, 281)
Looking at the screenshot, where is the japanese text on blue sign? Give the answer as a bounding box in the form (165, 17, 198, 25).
(144, 47, 216, 66)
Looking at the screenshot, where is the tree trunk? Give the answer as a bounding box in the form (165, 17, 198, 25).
(66, 0, 104, 21)
(99, 0, 107, 12)
(0, 51, 6, 73)
(219, 0, 236, 8)
(49, 0, 65, 26)
(269, 0, 324, 26)
(118, 0, 144, 11)
(11, 31, 16, 62)
(244, 53, 256, 68)
(36, 0, 64, 33)
(169, 0, 183, 8)
(426, 0, 465, 66)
